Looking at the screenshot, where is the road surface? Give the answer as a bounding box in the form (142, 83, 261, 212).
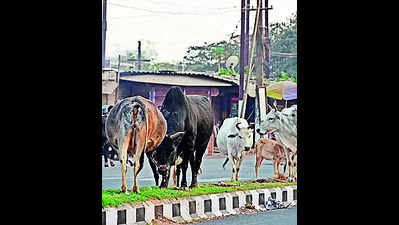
(102, 153, 277, 189)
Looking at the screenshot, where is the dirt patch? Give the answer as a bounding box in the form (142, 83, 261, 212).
(151, 216, 181, 225)
(254, 177, 288, 183)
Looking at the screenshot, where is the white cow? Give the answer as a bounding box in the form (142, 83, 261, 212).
(257, 105, 297, 180)
(217, 117, 254, 181)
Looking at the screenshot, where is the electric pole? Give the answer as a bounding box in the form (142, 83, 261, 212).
(255, 0, 264, 88)
(137, 41, 142, 70)
(244, 0, 250, 71)
(263, 0, 272, 80)
(127, 41, 151, 71)
(239, 0, 246, 109)
(102, 0, 107, 69)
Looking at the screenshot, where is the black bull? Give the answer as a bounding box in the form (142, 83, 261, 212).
(152, 86, 214, 188)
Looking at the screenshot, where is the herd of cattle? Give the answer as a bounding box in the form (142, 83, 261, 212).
(102, 86, 297, 193)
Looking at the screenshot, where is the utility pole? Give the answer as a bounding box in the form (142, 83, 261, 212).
(102, 0, 107, 69)
(244, 0, 250, 71)
(239, 0, 246, 115)
(114, 54, 121, 104)
(255, 0, 264, 88)
(255, 0, 265, 123)
(127, 41, 151, 71)
(263, 0, 272, 80)
(137, 41, 142, 70)
(240, 0, 261, 119)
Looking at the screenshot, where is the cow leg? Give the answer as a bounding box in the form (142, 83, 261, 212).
(175, 165, 181, 187)
(288, 151, 293, 179)
(230, 155, 237, 181)
(119, 130, 132, 194)
(132, 137, 144, 193)
(255, 156, 263, 180)
(189, 146, 206, 188)
(235, 152, 245, 181)
(131, 152, 145, 193)
(273, 158, 280, 179)
(171, 166, 177, 187)
(179, 153, 191, 189)
(146, 152, 159, 186)
(102, 144, 109, 167)
(283, 148, 290, 177)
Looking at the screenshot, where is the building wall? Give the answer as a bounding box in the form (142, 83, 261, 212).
(118, 81, 239, 125)
(102, 92, 116, 105)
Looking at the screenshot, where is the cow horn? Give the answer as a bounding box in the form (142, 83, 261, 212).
(235, 122, 241, 131)
(273, 100, 278, 110)
(170, 132, 185, 140)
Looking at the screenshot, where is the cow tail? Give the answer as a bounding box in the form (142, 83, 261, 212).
(222, 157, 229, 169)
(133, 97, 148, 154)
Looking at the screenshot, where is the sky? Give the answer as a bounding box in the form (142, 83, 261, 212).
(105, 0, 297, 63)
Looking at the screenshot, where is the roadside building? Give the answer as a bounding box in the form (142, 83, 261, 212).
(102, 68, 119, 105)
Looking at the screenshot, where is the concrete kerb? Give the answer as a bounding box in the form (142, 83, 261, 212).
(102, 186, 297, 225)
(222, 192, 237, 215)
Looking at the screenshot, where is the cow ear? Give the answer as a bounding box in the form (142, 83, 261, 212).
(170, 132, 185, 146)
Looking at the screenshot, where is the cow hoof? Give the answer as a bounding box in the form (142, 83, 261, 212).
(104, 164, 109, 167)
(132, 186, 140, 193)
(180, 186, 188, 191)
(189, 184, 198, 189)
(120, 190, 129, 194)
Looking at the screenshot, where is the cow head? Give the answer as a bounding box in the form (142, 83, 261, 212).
(152, 131, 185, 187)
(256, 109, 281, 136)
(229, 121, 254, 151)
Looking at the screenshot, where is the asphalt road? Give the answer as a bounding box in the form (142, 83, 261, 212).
(197, 208, 297, 225)
(102, 153, 277, 190)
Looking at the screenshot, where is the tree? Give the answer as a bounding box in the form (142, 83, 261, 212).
(269, 13, 297, 79)
(183, 36, 240, 73)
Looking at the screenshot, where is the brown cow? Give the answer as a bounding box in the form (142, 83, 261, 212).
(106, 96, 167, 193)
(255, 138, 291, 180)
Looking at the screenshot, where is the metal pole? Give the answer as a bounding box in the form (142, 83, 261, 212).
(255, 0, 265, 122)
(244, 0, 250, 69)
(114, 55, 121, 105)
(102, 0, 107, 69)
(241, 0, 261, 119)
(239, 0, 245, 101)
(137, 41, 142, 71)
(264, 0, 271, 79)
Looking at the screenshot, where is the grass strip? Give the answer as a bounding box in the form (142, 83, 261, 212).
(102, 181, 296, 208)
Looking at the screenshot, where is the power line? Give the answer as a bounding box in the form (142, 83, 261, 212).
(114, 0, 240, 12)
(109, 2, 239, 16)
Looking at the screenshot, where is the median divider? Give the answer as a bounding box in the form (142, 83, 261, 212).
(102, 186, 297, 225)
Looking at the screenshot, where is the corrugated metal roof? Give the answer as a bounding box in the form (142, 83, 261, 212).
(119, 71, 239, 87)
(121, 75, 233, 87)
(102, 81, 118, 94)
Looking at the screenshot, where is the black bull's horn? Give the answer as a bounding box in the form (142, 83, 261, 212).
(235, 122, 241, 131)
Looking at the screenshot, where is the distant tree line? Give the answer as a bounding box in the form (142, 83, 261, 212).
(109, 12, 296, 80)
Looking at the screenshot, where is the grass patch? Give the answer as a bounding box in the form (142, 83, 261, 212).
(102, 181, 296, 208)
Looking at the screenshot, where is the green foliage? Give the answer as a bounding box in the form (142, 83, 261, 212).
(146, 62, 180, 72)
(218, 67, 236, 76)
(274, 71, 296, 83)
(183, 37, 240, 73)
(270, 13, 297, 78)
(102, 181, 296, 208)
